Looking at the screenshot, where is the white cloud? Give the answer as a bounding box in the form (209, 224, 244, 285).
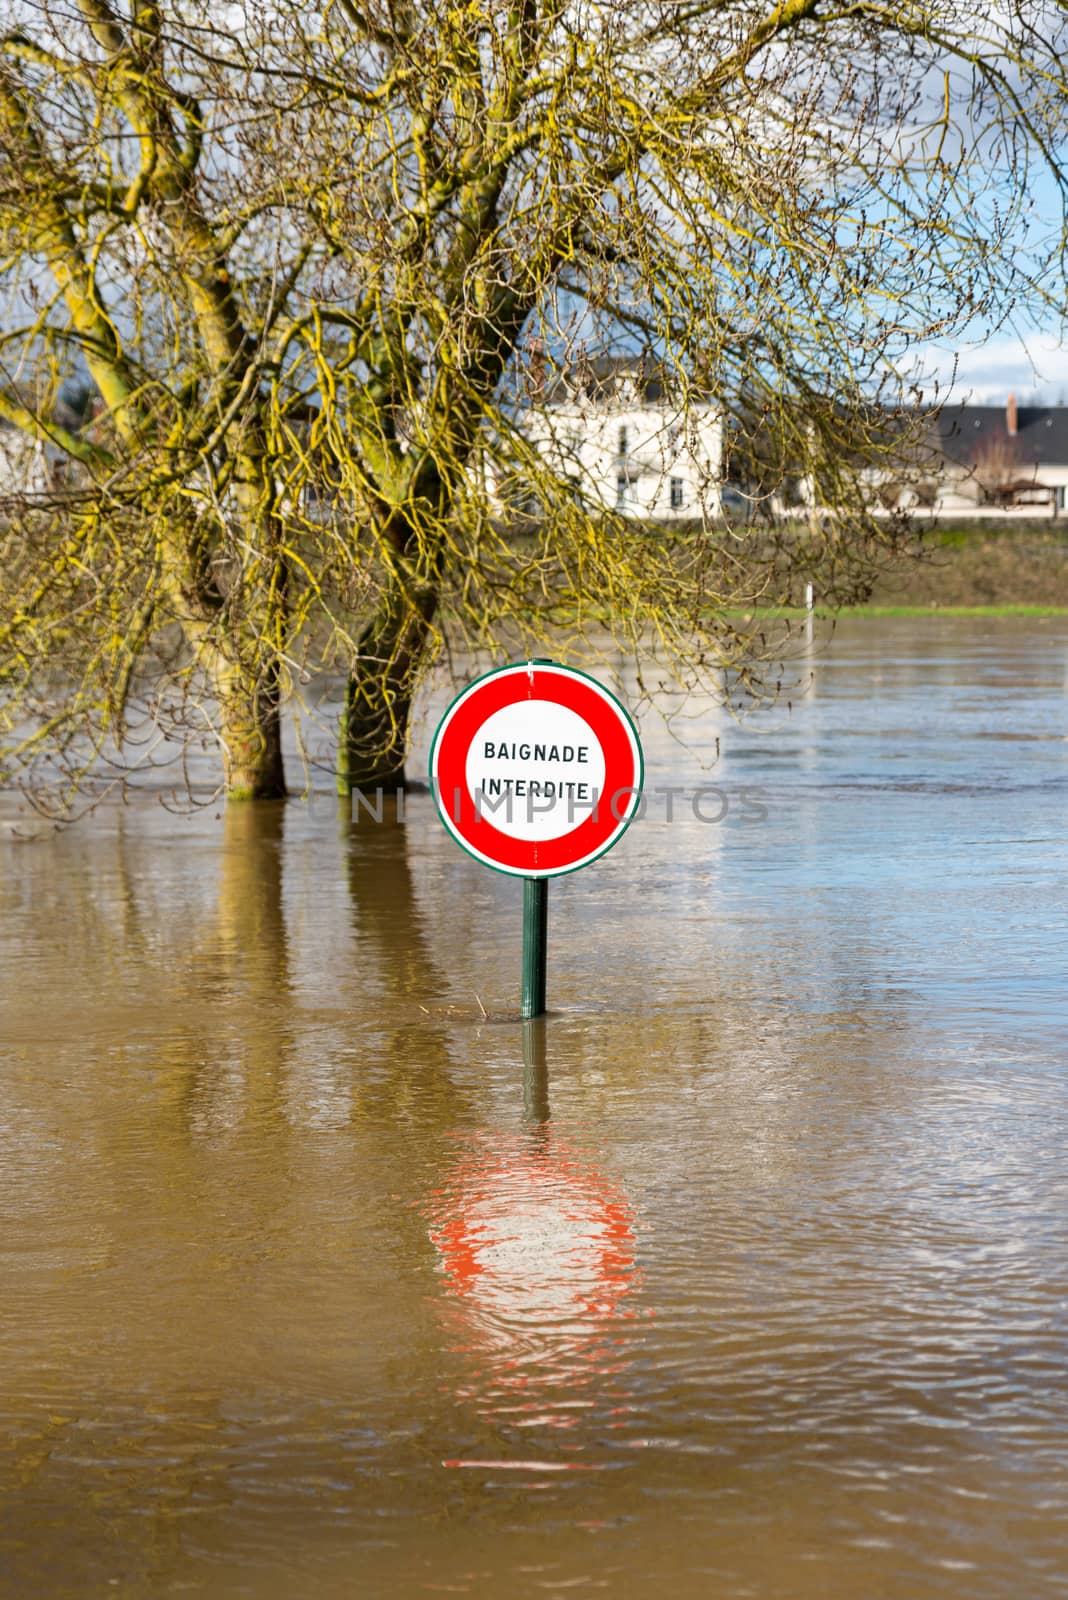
(912, 329, 1068, 405)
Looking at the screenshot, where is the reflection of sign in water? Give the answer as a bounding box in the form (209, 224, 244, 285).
(428, 1133, 638, 1447)
(429, 662, 643, 877)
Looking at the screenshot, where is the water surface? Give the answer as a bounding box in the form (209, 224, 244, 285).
(2, 617, 1067, 1598)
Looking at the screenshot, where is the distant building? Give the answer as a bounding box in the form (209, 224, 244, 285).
(0, 386, 92, 507)
(508, 354, 724, 521)
(855, 395, 1068, 516)
(931, 396, 1068, 512)
(0, 417, 52, 505)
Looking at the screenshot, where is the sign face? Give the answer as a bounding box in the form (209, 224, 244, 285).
(429, 661, 643, 878)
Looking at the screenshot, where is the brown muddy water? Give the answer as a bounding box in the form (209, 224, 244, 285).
(2, 617, 1068, 1599)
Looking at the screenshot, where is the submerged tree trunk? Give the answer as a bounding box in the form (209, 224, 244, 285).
(220, 665, 287, 801)
(212, 481, 289, 803)
(337, 585, 437, 795)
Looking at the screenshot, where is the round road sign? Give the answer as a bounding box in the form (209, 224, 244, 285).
(429, 661, 643, 878)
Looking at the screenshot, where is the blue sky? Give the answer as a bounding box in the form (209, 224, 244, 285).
(917, 328, 1068, 406)
(910, 160, 1066, 405)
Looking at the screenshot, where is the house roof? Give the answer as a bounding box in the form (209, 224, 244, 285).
(539, 354, 715, 407)
(933, 403, 1068, 471)
(1, 385, 91, 440)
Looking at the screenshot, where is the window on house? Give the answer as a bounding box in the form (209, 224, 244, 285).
(616, 473, 629, 505)
(670, 477, 685, 509)
(618, 425, 628, 456)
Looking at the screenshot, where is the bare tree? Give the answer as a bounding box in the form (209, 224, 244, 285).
(0, 0, 1064, 807)
(971, 432, 1030, 503)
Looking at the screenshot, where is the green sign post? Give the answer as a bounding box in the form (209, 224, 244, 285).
(429, 660, 644, 1018)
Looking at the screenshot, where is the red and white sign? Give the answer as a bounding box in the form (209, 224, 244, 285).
(429, 661, 643, 878)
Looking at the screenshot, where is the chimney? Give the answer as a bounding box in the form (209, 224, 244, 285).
(1007, 392, 1018, 437)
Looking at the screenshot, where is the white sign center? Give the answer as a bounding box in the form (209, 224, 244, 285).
(464, 700, 606, 842)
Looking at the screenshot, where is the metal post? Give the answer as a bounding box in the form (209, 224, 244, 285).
(521, 876, 548, 1019)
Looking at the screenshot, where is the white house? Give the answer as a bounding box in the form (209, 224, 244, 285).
(510, 355, 724, 521)
(928, 396, 1068, 514)
(0, 417, 52, 505)
(851, 395, 1068, 518)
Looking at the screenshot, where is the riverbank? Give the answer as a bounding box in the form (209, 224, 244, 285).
(864, 520, 1068, 609)
(831, 602, 1068, 616)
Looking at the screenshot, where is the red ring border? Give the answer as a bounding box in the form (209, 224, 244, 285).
(429, 664, 642, 877)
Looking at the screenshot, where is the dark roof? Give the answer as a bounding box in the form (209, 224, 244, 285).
(539, 354, 714, 407)
(0, 386, 90, 436)
(933, 404, 1068, 470)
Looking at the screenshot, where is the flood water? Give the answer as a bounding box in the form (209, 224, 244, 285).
(2, 616, 1068, 1599)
